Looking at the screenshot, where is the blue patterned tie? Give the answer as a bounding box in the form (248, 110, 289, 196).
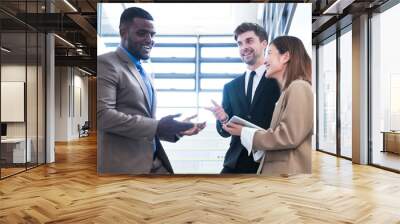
(135, 62, 157, 156)
(120, 47, 158, 156)
(135, 62, 153, 112)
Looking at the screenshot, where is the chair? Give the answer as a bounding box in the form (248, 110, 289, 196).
(79, 121, 90, 138)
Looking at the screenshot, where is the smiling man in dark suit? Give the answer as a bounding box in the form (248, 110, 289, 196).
(206, 23, 281, 174)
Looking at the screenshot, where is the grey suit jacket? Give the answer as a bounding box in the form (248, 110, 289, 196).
(97, 47, 174, 174)
(253, 80, 314, 176)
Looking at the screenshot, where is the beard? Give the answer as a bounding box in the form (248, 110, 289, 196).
(127, 42, 150, 60)
(241, 48, 259, 66)
(242, 53, 257, 65)
(244, 56, 256, 65)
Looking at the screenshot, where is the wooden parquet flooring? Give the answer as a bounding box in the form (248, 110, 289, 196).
(1, 135, 400, 223)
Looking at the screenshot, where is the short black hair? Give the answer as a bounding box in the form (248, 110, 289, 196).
(119, 7, 153, 29)
(234, 22, 268, 42)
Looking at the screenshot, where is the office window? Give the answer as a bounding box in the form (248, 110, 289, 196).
(154, 79, 195, 90)
(151, 47, 195, 58)
(201, 63, 244, 74)
(196, 92, 222, 122)
(0, 1, 46, 179)
(157, 92, 197, 108)
(1, 32, 27, 177)
(198, 92, 222, 107)
(201, 47, 238, 58)
(149, 63, 196, 74)
(154, 36, 197, 44)
(312, 45, 317, 150)
(339, 28, 352, 158)
(199, 36, 236, 43)
(200, 78, 233, 90)
(317, 36, 337, 155)
(371, 3, 400, 171)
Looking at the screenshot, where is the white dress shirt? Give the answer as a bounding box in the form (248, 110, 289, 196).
(241, 127, 264, 162)
(244, 64, 266, 102)
(241, 64, 268, 162)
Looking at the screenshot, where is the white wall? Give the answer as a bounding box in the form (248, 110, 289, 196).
(1, 65, 28, 138)
(55, 66, 68, 141)
(54, 67, 89, 141)
(1, 65, 26, 81)
(72, 73, 89, 138)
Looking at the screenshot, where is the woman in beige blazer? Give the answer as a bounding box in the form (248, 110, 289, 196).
(223, 36, 313, 176)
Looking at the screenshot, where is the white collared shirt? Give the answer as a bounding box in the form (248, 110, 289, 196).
(244, 64, 266, 102)
(241, 127, 264, 162)
(242, 64, 268, 162)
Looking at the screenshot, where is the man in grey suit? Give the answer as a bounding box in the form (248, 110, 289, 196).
(97, 7, 205, 174)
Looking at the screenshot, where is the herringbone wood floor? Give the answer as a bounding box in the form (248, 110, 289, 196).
(1, 134, 400, 223)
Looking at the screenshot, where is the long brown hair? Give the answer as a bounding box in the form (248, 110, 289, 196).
(270, 36, 311, 90)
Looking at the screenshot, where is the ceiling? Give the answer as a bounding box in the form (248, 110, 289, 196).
(310, 0, 391, 44)
(0, 0, 396, 75)
(0, 0, 97, 74)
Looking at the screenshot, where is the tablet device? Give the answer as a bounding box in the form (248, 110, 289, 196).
(226, 116, 265, 130)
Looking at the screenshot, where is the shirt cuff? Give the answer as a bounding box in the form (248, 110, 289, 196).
(240, 127, 258, 156)
(253, 150, 264, 162)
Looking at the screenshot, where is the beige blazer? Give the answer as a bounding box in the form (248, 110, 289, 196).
(253, 80, 314, 176)
(97, 47, 174, 174)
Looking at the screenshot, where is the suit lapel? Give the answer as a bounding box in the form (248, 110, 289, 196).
(148, 75, 157, 118)
(250, 71, 267, 112)
(116, 48, 153, 116)
(235, 73, 250, 112)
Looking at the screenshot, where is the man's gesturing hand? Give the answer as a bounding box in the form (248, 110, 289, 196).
(205, 100, 229, 123)
(156, 114, 194, 139)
